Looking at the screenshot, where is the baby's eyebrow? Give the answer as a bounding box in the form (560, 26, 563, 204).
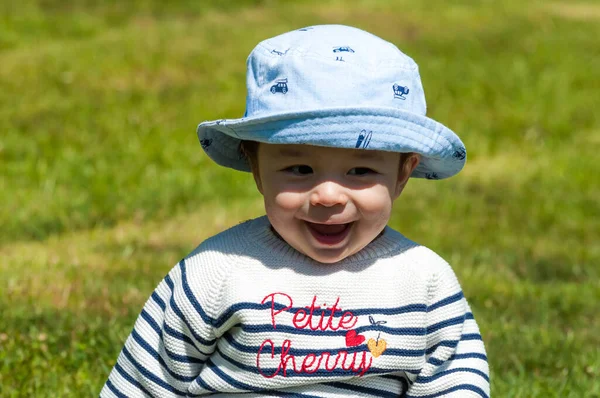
(352, 151, 385, 161)
(275, 147, 385, 161)
(277, 148, 305, 157)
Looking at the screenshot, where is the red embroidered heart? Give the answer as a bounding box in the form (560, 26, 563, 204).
(345, 330, 365, 347)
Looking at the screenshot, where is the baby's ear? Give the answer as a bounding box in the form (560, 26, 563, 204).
(394, 153, 421, 198)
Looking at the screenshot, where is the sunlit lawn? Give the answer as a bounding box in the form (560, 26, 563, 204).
(1, 0, 599, 396)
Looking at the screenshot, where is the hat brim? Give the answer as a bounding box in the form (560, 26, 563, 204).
(197, 106, 466, 179)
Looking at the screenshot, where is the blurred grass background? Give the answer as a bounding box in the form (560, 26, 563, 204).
(1, 0, 599, 396)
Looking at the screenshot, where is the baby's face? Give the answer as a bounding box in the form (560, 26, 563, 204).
(253, 144, 413, 264)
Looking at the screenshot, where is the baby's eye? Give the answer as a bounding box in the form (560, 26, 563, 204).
(284, 165, 313, 175)
(348, 167, 376, 176)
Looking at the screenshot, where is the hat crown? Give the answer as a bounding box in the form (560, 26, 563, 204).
(197, 24, 466, 180)
(244, 25, 427, 118)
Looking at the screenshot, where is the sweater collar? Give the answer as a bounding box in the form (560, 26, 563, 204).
(240, 216, 413, 265)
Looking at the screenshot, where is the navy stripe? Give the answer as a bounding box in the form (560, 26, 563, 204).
(169, 292, 217, 346)
(214, 302, 427, 329)
(165, 274, 174, 290)
(268, 391, 321, 397)
(427, 357, 444, 366)
(114, 361, 154, 397)
(466, 312, 474, 320)
(140, 307, 208, 362)
(163, 318, 206, 351)
(270, 391, 321, 397)
(240, 323, 426, 337)
(350, 304, 427, 316)
(462, 333, 483, 341)
(204, 358, 334, 397)
(425, 333, 482, 355)
(428, 352, 488, 366)
(204, 357, 254, 391)
(191, 375, 219, 394)
(164, 348, 205, 364)
(105, 379, 128, 398)
(416, 367, 489, 383)
(162, 321, 213, 358)
(151, 291, 166, 311)
(140, 309, 162, 335)
(121, 346, 188, 396)
(453, 352, 488, 361)
(327, 381, 399, 398)
(427, 292, 463, 312)
(407, 383, 488, 398)
(425, 340, 458, 355)
(130, 329, 197, 382)
(224, 331, 372, 355)
(179, 259, 216, 325)
(426, 315, 464, 334)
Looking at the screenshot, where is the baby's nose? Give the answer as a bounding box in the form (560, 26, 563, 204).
(309, 181, 348, 207)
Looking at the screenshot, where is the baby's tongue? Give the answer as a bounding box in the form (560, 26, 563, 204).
(308, 222, 348, 235)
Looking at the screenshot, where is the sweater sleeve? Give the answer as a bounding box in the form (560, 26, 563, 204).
(406, 258, 490, 398)
(100, 258, 219, 397)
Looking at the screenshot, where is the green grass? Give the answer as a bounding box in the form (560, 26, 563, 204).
(1, 0, 599, 396)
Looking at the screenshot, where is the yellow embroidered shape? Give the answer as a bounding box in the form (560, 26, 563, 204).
(367, 338, 387, 358)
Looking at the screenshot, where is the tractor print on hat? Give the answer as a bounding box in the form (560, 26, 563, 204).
(200, 138, 212, 149)
(453, 147, 466, 161)
(270, 78, 288, 94)
(271, 49, 288, 56)
(333, 46, 355, 53)
(393, 83, 410, 100)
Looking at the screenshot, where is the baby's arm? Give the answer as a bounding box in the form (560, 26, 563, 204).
(100, 259, 217, 397)
(407, 260, 490, 397)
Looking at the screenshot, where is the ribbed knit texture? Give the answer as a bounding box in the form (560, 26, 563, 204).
(101, 216, 489, 397)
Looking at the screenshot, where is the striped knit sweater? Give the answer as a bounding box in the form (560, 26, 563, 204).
(101, 216, 489, 397)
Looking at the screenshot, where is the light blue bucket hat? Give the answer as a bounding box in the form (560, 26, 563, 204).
(197, 24, 466, 179)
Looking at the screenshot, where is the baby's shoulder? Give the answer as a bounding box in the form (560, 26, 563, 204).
(168, 218, 263, 308)
(386, 228, 456, 276)
(185, 217, 261, 261)
(401, 244, 464, 301)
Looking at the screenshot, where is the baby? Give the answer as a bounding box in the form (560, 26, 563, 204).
(102, 25, 489, 397)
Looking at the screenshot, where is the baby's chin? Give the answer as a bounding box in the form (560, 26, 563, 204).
(295, 241, 368, 264)
(303, 251, 354, 264)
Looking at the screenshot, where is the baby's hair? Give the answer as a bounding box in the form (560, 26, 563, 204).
(240, 140, 260, 171)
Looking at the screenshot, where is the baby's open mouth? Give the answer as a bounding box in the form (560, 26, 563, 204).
(305, 221, 353, 245)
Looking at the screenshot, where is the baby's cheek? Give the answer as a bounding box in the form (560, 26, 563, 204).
(273, 192, 304, 211)
(357, 191, 394, 216)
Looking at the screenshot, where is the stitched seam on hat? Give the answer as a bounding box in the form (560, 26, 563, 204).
(254, 42, 417, 71)
(232, 126, 451, 156)
(220, 124, 241, 139)
(255, 43, 292, 58)
(229, 117, 458, 155)
(233, 130, 444, 159)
